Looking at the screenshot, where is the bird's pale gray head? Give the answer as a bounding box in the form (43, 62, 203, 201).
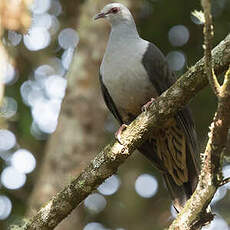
(94, 3, 133, 25)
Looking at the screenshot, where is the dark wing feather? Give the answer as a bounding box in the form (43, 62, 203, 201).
(142, 42, 176, 94)
(142, 42, 199, 162)
(142, 42, 199, 211)
(142, 42, 199, 155)
(99, 73, 123, 124)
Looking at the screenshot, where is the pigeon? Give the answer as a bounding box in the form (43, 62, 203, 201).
(94, 3, 199, 212)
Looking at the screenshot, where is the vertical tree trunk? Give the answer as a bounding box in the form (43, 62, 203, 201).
(27, 1, 113, 229)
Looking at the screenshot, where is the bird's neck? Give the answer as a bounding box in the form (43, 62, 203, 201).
(110, 21, 140, 42)
(103, 21, 141, 60)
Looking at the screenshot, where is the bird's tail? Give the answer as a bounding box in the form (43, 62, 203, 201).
(158, 120, 199, 213)
(163, 142, 198, 212)
(139, 114, 199, 212)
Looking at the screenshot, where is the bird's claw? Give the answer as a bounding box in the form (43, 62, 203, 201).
(115, 124, 128, 144)
(141, 98, 155, 112)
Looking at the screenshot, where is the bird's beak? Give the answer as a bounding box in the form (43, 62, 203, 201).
(94, 12, 106, 20)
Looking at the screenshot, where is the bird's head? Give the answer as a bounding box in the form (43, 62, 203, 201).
(94, 3, 133, 25)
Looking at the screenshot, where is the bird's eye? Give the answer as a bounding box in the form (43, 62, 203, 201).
(110, 7, 119, 14)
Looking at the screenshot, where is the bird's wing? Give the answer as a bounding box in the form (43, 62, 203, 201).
(142, 42, 175, 94)
(142, 41, 199, 159)
(99, 73, 123, 124)
(142, 42, 199, 161)
(141, 42, 199, 211)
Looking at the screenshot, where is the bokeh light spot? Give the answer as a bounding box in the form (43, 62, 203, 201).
(3, 63, 16, 85)
(20, 80, 34, 106)
(0, 130, 16, 151)
(223, 165, 230, 189)
(211, 186, 227, 205)
(98, 175, 120, 196)
(49, 0, 62, 16)
(24, 27, 51, 51)
(32, 99, 61, 133)
(44, 75, 67, 99)
(135, 174, 158, 198)
(8, 31, 22, 46)
(168, 25, 189, 47)
(0, 195, 12, 220)
(31, 0, 51, 14)
(62, 48, 74, 70)
(58, 28, 79, 49)
(21, 80, 45, 107)
(48, 58, 65, 76)
(34, 65, 55, 81)
(84, 193, 107, 214)
(166, 51, 186, 71)
(11, 149, 36, 174)
(1, 166, 26, 190)
(83, 222, 107, 230)
(32, 13, 53, 30)
(0, 97, 17, 118)
(31, 121, 49, 140)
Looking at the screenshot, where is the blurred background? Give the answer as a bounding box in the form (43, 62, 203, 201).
(0, 0, 230, 229)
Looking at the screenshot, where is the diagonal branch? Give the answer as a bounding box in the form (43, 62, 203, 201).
(14, 34, 230, 230)
(220, 177, 230, 187)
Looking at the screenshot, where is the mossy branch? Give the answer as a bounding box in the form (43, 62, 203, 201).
(13, 34, 230, 230)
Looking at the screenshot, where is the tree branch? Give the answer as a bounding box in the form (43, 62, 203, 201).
(201, 0, 221, 96)
(220, 177, 230, 187)
(13, 34, 230, 230)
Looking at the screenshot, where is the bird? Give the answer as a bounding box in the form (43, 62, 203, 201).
(94, 3, 199, 212)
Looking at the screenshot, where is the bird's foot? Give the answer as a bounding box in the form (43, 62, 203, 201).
(141, 98, 155, 112)
(115, 124, 128, 144)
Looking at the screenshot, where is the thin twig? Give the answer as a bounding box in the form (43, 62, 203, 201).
(11, 34, 230, 230)
(219, 177, 230, 187)
(201, 0, 221, 96)
(221, 65, 230, 96)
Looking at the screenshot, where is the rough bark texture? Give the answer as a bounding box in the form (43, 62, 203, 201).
(14, 34, 230, 230)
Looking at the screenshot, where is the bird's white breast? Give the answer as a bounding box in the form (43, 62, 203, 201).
(101, 39, 158, 123)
